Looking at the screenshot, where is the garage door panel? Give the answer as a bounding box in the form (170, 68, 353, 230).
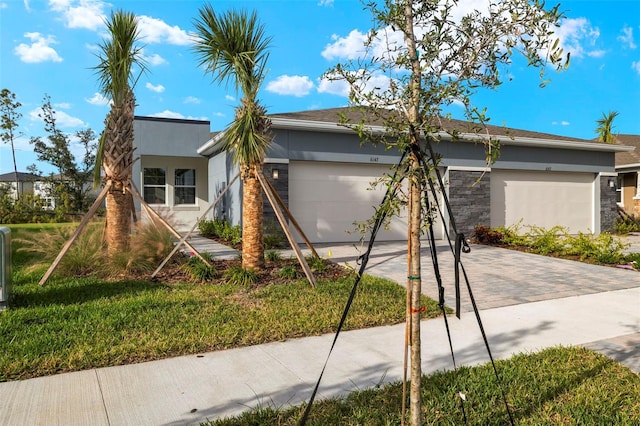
(289, 161, 433, 243)
(491, 171, 594, 233)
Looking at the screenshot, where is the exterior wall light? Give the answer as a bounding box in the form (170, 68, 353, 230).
(272, 168, 279, 180)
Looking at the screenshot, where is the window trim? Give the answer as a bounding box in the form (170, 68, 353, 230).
(174, 168, 197, 206)
(143, 167, 167, 205)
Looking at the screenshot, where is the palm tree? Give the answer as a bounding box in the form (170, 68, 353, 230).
(93, 10, 146, 256)
(595, 111, 619, 144)
(193, 5, 272, 270)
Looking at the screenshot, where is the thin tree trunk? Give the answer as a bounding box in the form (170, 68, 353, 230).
(404, 1, 423, 424)
(242, 163, 264, 270)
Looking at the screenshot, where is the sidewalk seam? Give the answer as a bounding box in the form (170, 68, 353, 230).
(95, 370, 111, 426)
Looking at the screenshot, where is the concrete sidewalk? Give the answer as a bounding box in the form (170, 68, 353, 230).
(1, 238, 639, 425)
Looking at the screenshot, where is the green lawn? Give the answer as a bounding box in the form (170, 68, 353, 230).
(1, 223, 441, 381)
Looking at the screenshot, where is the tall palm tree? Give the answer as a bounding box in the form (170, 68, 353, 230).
(193, 5, 272, 270)
(93, 10, 146, 255)
(595, 111, 619, 144)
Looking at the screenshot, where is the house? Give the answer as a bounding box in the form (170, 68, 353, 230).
(133, 109, 634, 241)
(0, 172, 56, 208)
(615, 135, 640, 217)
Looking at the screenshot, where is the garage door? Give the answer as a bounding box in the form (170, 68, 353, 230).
(289, 161, 444, 243)
(490, 170, 594, 233)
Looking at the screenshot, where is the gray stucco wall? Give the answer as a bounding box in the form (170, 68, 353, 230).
(134, 116, 211, 157)
(447, 169, 491, 238)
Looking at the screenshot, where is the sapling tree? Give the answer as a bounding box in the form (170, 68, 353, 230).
(327, 0, 569, 424)
(0, 88, 23, 199)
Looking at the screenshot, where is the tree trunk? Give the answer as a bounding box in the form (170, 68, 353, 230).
(102, 97, 135, 256)
(105, 181, 132, 255)
(241, 163, 264, 270)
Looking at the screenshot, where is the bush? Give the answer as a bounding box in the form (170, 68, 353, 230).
(265, 250, 282, 262)
(183, 252, 217, 282)
(614, 215, 640, 234)
(198, 218, 242, 246)
(278, 265, 299, 279)
(306, 255, 326, 273)
(565, 232, 628, 264)
(224, 266, 258, 286)
(527, 225, 567, 255)
(472, 225, 504, 244)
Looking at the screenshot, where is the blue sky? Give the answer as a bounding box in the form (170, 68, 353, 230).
(1, 0, 639, 175)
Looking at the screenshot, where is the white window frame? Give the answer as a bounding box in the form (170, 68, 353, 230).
(174, 168, 196, 205)
(143, 168, 167, 205)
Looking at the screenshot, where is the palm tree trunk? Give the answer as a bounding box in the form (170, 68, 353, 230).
(241, 163, 264, 270)
(103, 99, 135, 256)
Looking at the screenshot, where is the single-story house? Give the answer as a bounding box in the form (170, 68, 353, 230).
(615, 134, 640, 217)
(132, 108, 634, 242)
(0, 172, 38, 199)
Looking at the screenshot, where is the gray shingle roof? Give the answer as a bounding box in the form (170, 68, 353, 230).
(0, 171, 39, 182)
(269, 107, 596, 143)
(615, 134, 640, 167)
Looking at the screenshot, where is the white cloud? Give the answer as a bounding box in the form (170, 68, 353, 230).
(49, 0, 106, 31)
(266, 75, 314, 97)
(138, 15, 192, 45)
(317, 74, 350, 97)
(0, 3, 8, 9)
(15, 32, 63, 63)
(184, 96, 201, 104)
(54, 102, 71, 109)
(552, 120, 570, 126)
(632, 61, 640, 75)
(146, 82, 165, 93)
(322, 29, 369, 60)
(553, 18, 602, 59)
(587, 50, 606, 58)
(225, 95, 235, 102)
(85, 92, 110, 106)
(29, 107, 86, 128)
(318, 0, 334, 6)
(618, 25, 637, 49)
(142, 52, 167, 66)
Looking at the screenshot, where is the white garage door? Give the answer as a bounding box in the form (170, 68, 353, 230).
(289, 161, 444, 243)
(490, 170, 594, 233)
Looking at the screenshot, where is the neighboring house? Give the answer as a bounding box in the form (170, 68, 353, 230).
(615, 134, 640, 217)
(0, 172, 40, 200)
(132, 116, 211, 231)
(135, 108, 634, 242)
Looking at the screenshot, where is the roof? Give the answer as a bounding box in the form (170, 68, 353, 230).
(614, 134, 640, 169)
(198, 106, 635, 156)
(0, 171, 40, 182)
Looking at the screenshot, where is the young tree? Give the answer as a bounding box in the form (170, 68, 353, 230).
(93, 10, 146, 255)
(29, 95, 97, 215)
(595, 111, 619, 143)
(193, 5, 273, 270)
(0, 88, 23, 199)
(328, 1, 569, 424)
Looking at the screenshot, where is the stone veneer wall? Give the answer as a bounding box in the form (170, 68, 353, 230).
(262, 163, 289, 237)
(446, 170, 491, 239)
(600, 176, 618, 232)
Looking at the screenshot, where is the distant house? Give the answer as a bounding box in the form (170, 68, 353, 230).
(615, 134, 640, 217)
(134, 109, 634, 241)
(0, 172, 39, 199)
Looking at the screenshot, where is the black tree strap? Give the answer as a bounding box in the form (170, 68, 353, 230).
(299, 149, 409, 425)
(413, 139, 515, 425)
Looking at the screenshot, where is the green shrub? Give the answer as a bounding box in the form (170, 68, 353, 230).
(306, 255, 326, 273)
(614, 215, 640, 234)
(265, 250, 282, 262)
(198, 218, 242, 246)
(183, 252, 217, 282)
(526, 225, 567, 255)
(278, 265, 299, 279)
(224, 266, 258, 286)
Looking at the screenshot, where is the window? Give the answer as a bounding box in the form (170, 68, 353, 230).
(143, 168, 166, 204)
(175, 168, 196, 205)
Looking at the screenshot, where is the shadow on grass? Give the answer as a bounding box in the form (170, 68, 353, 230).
(11, 278, 170, 308)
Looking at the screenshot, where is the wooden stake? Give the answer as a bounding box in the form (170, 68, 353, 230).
(262, 174, 319, 258)
(127, 181, 212, 268)
(39, 181, 112, 286)
(256, 171, 316, 287)
(151, 173, 240, 278)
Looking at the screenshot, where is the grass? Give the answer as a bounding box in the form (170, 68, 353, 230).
(1, 224, 441, 381)
(205, 346, 640, 425)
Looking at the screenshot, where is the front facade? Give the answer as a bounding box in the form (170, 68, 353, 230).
(132, 116, 211, 231)
(615, 134, 640, 217)
(197, 108, 633, 243)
